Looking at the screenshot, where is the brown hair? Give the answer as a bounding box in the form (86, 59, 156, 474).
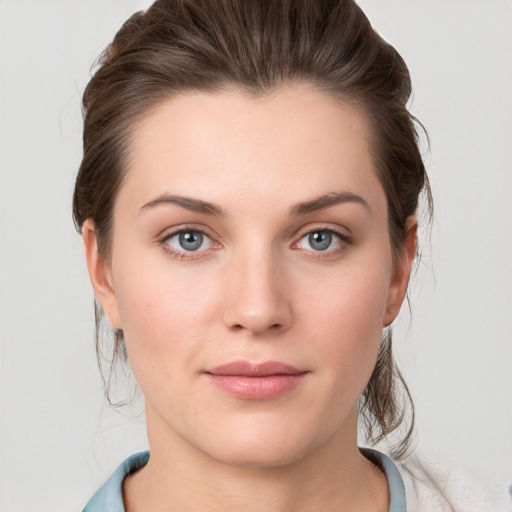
(73, 0, 432, 458)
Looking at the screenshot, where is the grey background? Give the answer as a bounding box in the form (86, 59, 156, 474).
(0, 1, 511, 510)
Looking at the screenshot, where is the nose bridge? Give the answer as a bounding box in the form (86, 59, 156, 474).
(223, 239, 291, 335)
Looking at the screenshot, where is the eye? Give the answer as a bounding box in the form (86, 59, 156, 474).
(163, 229, 214, 254)
(296, 229, 348, 252)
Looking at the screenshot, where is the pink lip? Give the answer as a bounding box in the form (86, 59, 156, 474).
(204, 361, 308, 400)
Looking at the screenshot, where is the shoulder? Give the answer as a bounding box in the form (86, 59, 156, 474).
(82, 451, 150, 512)
(391, 451, 512, 512)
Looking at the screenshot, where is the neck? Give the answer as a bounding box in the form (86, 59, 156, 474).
(123, 406, 389, 512)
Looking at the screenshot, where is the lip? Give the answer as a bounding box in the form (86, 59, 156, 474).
(204, 360, 309, 400)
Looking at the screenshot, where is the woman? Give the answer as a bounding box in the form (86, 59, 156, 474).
(73, 0, 510, 510)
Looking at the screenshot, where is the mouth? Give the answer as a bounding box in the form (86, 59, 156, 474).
(204, 360, 309, 400)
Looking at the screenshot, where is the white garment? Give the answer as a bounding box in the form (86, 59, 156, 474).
(393, 452, 512, 512)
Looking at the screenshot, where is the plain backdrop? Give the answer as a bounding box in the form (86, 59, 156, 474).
(0, 1, 510, 510)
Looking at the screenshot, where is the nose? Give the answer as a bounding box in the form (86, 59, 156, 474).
(222, 247, 293, 336)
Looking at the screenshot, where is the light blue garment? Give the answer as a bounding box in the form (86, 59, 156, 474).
(361, 448, 407, 512)
(83, 448, 406, 511)
(83, 452, 149, 512)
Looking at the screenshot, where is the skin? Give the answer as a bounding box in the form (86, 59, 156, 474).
(83, 85, 416, 512)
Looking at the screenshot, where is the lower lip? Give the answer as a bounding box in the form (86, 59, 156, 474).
(206, 373, 308, 400)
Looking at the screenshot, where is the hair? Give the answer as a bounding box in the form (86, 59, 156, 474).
(73, 0, 432, 458)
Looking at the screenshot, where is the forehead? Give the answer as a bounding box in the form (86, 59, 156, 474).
(121, 86, 385, 215)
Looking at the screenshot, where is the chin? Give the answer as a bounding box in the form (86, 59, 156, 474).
(197, 419, 326, 469)
(210, 440, 309, 469)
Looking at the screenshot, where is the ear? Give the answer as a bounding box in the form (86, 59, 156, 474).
(82, 219, 123, 329)
(384, 217, 417, 327)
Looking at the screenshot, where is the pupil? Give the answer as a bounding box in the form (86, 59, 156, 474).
(179, 231, 202, 251)
(309, 231, 331, 251)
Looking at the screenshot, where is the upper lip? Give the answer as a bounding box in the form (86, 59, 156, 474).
(205, 360, 307, 377)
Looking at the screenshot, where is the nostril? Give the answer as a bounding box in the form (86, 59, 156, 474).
(229, 322, 283, 333)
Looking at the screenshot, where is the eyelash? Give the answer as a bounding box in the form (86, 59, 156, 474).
(159, 226, 352, 260)
(160, 226, 218, 260)
(294, 227, 352, 258)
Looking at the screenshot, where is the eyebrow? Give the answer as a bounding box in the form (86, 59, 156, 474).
(290, 192, 371, 216)
(140, 194, 225, 216)
(140, 191, 370, 217)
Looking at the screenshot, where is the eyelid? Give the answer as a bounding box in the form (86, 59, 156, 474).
(156, 222, 209, 240)
(294, 223, 351, 242)
(292, 225, 352, 255)
(159, 225, 221, 259)
(156, 223, 351, 260)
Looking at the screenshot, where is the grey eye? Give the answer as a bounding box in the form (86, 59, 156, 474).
(178, 231, 203, 251)
(297, 229, 346, 253)
(162, 228, 217, 259)
(308, 231, 332, 251)
(165, 230, 213, 254)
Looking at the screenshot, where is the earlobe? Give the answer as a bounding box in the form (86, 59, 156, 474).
(384, 218, 417, 327)
(82, 219, 123, 329)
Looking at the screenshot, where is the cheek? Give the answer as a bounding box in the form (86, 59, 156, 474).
(110, 252, 221, 381)
(299, 259, 391, 340)
(296, 257, 392, 387)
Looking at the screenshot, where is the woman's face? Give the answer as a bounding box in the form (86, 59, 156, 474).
(85, 86, 413, 467)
